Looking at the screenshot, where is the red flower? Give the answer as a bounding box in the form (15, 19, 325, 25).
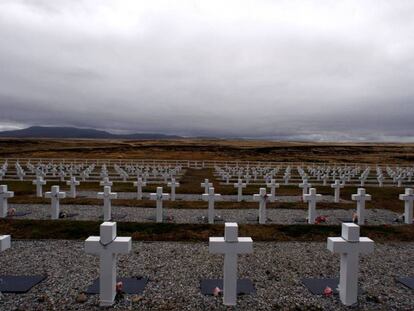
(323, 286, 333, 297)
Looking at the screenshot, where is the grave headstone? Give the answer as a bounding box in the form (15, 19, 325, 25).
(233, 179, 246, 202)
(85, 222, 132, 307)
(351, 188, 371, 225)
(149, 187, 170, 223)
(0, 185, 14, 218)
(399, 188, 414, 224)
(303, 188, 322, 224)
(208, 223, 253, 306)
(253, 188, 268, 224)
(44, 185, 66, 220)
(202, 187, 221, 224)
(97, 186, 118, 221)
(327, 223, 374, 306)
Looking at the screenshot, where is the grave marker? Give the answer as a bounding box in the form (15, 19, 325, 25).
(253, 188, 268, 224)
(266, 179, 279, 202)
(150, 187, 170, 223)
(66, 176, 80, 198)
(133, 178, 146, 200)
(233, 179, 246, 202)
(208, 223, 253, 306)
(201, 179, 213, 194)
(351, 188, 371, 225)
(327, 223, 374, 306)
(0, 185, 14, 218)
(202, 187, 221, 224)
(45, 185, 66, 220)
(303, 188, 322, 224)
(85, 222, 132, 307)
(97, 186, 118, 221)
(32, 176, 46, 197)
(167, 178, 180, 201)
(399, 188, 414, 224)
(331, 180, 344, 203)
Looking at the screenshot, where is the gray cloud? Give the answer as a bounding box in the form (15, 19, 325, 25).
(0, 0, 413, 141)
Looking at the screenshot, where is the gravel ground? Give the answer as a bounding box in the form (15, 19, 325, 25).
(76, 191, 341, 203)
(8, 203, 400, 225)
(0, 240, 412, 310)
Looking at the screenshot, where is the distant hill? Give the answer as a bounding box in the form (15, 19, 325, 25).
(0, 126, 183, 139)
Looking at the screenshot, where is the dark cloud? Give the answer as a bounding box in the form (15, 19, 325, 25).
(0, 0, 413, 141)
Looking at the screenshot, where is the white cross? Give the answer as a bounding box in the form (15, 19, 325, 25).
(97, 186, 118, 221)
(303, 188, 322, 224)
(133, 177, 146, 200)
(0, 185, 14, 218)
(100, 177, 113, 188)
(377, 175, 384, 187)
(223, 173, 230, 184)
(233, 179, 246, 202)
(399, 188, 414, 224)
(150, 187, 170, 223)
(283, 174, 290, 185)
(320, 174, 328, 186)
(331, 179, 344, 203)
(66, 176, 80, 198)
(351, 188, 371, 225)
(167, 178, 180, 201)
(396, 175, 404, 187)
(85, 222, 131, 307)
(253, 188, 268, 224)
(0, 234, 11, 252)
(266, 179, 279, 202)
(299, 179, 311, 199)
(59, 170, 66, 182)
(202, 187, 221, 224)
(45, 185, 66, 219)
(327, 223, 374, 306)
(359, 175, 366, 187)
(209, 223, 253, 306)
(32, 176, 46, 197)
(201, 179, 212, 194)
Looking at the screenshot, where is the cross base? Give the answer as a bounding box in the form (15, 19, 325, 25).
(245, 215, 272, 222)
(200, 278, 255, 295)
(198, 215, 225, 223)
(86, 276, 149, 294)
(7, 211, 32, 217)
(396, 277, 414, 289)
(301, 278, 362, 295)
(0, 275, 46, 293)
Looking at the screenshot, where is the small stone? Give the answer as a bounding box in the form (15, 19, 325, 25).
(75, 292, 88, 303)
(131, 295, 143, 303)
(37, 295, 46, 303)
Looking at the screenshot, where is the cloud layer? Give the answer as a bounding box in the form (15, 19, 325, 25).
(0, 0, 413, 141)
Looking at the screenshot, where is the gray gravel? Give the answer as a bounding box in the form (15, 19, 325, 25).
(77, 191, 342, 203)
(0, 240, 412, 310)
(9, 203, 400, 225)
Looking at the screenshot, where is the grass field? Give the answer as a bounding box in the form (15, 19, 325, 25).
(1, 138, 414, 163)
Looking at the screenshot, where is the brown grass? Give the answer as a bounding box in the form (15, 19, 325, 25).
(0, 219, 412, 242)
(1, 138, 414, 163)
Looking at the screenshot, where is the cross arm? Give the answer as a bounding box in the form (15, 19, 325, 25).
(209, 237, 253, 254)
(85, 236, 101, 254)
(109, 237, 132, 254)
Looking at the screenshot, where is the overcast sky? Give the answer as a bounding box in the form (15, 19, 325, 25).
(0, 0, 413, 141)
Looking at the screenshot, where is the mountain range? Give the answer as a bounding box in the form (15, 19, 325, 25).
(0, 126, 183, 139)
